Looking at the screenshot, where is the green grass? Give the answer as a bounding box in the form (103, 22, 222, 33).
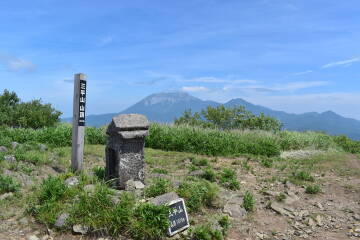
(144, 178, 172, 198)
(219, 168, 240, 190)
(242, 191, 255, 212)
(305, 185, 321, 194)
(0, 174, 20, 194)
(177, 178, 218, 212)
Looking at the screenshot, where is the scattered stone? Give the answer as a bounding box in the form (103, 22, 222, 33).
(4, 155, 16, 163)
(38, 144, 47, 151)
(11, 142, 19, 149)
(150, 192, 179, 206)
(307, 218, 316, 228)
(270, 202, 294, 217)
(72, 224, 89, 235)
(183, 158, 191, 165)
(353, 214, 360, 221)
(223, 202, 247, 219)
(262, 190, 280, 197)
(41, 235, 53, 240)
(315, 215, 323, 227)
(125, 179, 145, 191)
(84, 184, 96, 193)
(284, 191, 300, 205)
(189, 170, 204, 177)
(0, 192, 14, 200)
(27, 235, 39, 240)
(65, 176, 79, 187)
(0, 146, 8, 152)
(54, 213, 69, 228)
(316, 202, 324, 210)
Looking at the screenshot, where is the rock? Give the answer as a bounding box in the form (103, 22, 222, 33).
(353, 214, 360, 221)
(11, 142, 19, 149)
(0, 146, 8, 152)
(223, 202, 247, 219)
(270, 202, 294, 217)
(38, 144, 47, 151)
(262, 190, 280, 197)
(150, 192, 179, 206)
(284, 191, 300, 205)
(73, 224, 89, 235)
(315, 215, 323, 227)
(0, 192, 14, 200)
(307, 218, 316, 228)
(65, 177, 79, 187)
(54, 213, 69, 228)
(84, 184, 96, 193)
(316, 202, 324, 210)
(125, 179, 145, 191)
(41, 235, 53, 240)
(189, 170, 204, 177)
(27, 235, 39, 240)
(4, 155, 16, 163)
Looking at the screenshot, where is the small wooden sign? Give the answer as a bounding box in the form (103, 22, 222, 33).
(78, 79, 86, 126)
(167, 198, 190, 236)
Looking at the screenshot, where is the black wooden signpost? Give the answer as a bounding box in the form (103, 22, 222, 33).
(167, 198, 190, 236)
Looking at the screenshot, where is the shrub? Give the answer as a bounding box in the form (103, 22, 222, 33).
(305, 185, 321, 194)
(145, 178, 172, 198)
(0, 174, 20, 194)
(130, 203, 170, 240)
(177, 179, 218, 212)
(93, 166, 106, 181)
(242, 191, 255, 212)
(38, 176, 68, 203)
(192, 157, 209, 166)
(192, 224, 223, 240)
(333, 135, 360, 154)
(260, 157, 273, 168)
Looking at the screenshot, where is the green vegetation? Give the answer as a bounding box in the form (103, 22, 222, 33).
(292, 171, 315, 182)
(175, 105, 282, 131)
(201, 168, 217, 182)
(144, 178, 172, 198)
(28, 174, 170, 239)
(191, 216, 230, 240)
(151, 168, 168, 174)
(177, 178, 218, 212)
(305, 185, 321, 194)
(219, 168, 240, 190)
(0, 174, 20, 194)
(275, 193, 286, 202)
(0, 89, 61, 129)
(242, 191, 255, 212)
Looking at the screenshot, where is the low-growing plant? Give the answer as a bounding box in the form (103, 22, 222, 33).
(201, 168, 217, 182)
(191, 224, 223, 240)
(151, 168, 168, 174)
(242, 191, 255, 212)
(219, 168, 240, 190)
(292, 171, 315, 182)
(145, 178, 172, 198)
(305, 185, 321, 194)
(260, 157, 273, 168)
(192, 157, 209, 166)
(130, 203, 170, 240)
(218, 215, 230, 236)
(275, 193, 286, 202)
(177, 179, 218, 212)
(0, 174, 20, 194)
(93, 166, 106, 181)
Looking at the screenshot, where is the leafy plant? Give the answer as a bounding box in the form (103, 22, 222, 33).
(0, 174, 20, 194)
(242, 191, 255, 212)
(219, 168, 240, 190)
(305, 185, 321, 194)
(144, 178, 172, 198)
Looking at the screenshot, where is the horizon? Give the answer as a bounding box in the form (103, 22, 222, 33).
(1, 1, 360, 120)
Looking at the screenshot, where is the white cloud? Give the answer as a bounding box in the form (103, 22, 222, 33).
(181, 86, 209, 92)
(322, 57, 360, 68)
(291, 70, 313, 76)
(0, 55, 35, 72)
(191, 77, 257, 84)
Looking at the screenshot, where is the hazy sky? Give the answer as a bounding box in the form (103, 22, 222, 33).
(1, 0, 360, 119)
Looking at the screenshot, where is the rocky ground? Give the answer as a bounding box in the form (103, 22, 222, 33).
(0, 144, 359, 240)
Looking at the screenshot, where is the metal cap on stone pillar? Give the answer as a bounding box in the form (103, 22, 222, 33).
(105, 114, 149, 189)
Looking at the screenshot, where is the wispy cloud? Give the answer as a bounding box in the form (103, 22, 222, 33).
(0, 54, 35, 72)
(291, 70, 313, 76)
(322, 57, 360, 68)
(223, 81, 329, 92)
(98, 36, 113, 47)
(181, 86, 209, 92)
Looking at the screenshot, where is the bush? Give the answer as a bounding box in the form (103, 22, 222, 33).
(0, 174, 20, 194)
(145, 178, 172, 198)
(201, 168, 217, 182)
(177, 179, 218, 212)
(242, 191, 255, 212)
(93, 166, 106, 181)
(0, 89, 61, 129)
(333, 135, 360, 154)
(192, 224, 223, 240)
(292, 171, 315, 182)
(192, 157, 209, 166)
(305, 185, 321, 194)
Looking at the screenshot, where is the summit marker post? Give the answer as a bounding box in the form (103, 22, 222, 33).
(71, 73, 87, 171)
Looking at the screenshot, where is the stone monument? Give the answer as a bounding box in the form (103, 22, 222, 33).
(105, 114, 149, 189)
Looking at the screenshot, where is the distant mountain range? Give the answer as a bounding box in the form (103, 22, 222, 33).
(62, 92, 360, 140)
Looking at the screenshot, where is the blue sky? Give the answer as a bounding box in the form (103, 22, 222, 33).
(1, 0, 360, 119)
